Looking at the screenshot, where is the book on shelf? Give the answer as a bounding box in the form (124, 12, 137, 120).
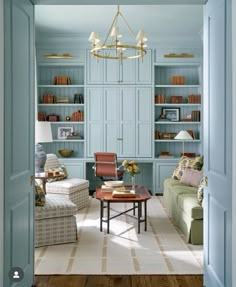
(188, 94, 201, 104)
(158, 152, 174, 158)
(191, 110, 201, 121)
(155, 94, 166, 104)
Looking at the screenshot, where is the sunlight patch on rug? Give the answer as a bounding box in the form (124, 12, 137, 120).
(35, 196, 203, 275)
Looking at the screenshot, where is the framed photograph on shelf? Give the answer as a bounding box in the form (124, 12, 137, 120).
(162, 108, 180, 122)
(57, 127, 73, 139)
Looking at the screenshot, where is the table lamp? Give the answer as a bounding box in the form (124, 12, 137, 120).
(174, 130, 193, 156)
(35, 121, 53, 173)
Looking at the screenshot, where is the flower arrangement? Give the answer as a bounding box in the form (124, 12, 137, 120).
(122, 160, 140, 177)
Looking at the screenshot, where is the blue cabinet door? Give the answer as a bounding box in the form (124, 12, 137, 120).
(136, 87, 152, 157)
(4, 0, 34, 286)
(204, 0, 232, 286)
(120, 88, 136, 156)
(87, 87, 104, 156)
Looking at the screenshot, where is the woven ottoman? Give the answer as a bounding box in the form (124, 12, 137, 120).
(35, 194, 77, 247)
(46, 178, 89, 210)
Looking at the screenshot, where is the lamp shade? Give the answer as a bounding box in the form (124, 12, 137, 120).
(175, 130, 193, 140)
(35, 121, 53, 143)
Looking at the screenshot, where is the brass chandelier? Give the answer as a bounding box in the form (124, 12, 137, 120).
(88, 6, 147, 61)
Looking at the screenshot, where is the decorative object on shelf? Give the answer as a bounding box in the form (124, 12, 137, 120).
(158, 151, 174, 158)
(174, 130, 193, 156)
(186, 130, 195, 139)
(57, 127, 73, 140)
(180, 152, 196, 157)
(47, 114, 60, 121)
(170, 76, 185, 85)
(53, 76, 71, 85)
(44, 53, 75, 59)
(162, 108, 180, 122)
(157, 114, 169, 121)
(155, 130, 159, 139)
(72, 110, 84, 121)
(66, 131, 83, 140)
(65, 116, 71, 121)
(122, 160, 140, 191)
(164, 53, 194, 58)
(35, 121, 53, 173)
(58, 149, 74, 157)
(182, 112, 192, 121)
(88, 5, 147, 62)
(170, 96, 183, 103)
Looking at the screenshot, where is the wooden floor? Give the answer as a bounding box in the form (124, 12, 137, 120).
(35, 275, 203, 287)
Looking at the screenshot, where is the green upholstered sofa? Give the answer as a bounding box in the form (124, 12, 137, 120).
(163, 177, 203, 245)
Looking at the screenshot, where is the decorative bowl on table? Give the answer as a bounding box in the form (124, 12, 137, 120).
(104, 181, 124, 187)
(58, 149, 74, 157)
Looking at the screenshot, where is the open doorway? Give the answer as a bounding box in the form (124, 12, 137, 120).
(34, 4, 204, 276)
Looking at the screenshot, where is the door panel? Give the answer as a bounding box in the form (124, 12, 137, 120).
(204, 0, 232, 286)
(4, 0, 34, 286)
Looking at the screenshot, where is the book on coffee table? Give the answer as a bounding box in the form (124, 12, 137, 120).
(112, 190, 136, 198)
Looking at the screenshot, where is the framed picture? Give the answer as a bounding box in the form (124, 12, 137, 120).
(162, 108, 180, 122)
(57, 127, 73, 139)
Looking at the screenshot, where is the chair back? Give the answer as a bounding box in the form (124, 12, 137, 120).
(94, 152, 118, 178)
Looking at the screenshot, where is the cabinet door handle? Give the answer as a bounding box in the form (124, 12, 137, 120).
(117, 138, 123, 140)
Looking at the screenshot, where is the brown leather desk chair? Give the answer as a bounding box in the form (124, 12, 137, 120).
(93, 152, 124, 181)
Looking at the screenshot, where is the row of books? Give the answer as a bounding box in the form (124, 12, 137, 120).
(155, 94, 166, 103)
(53, 76, 71, 85)
(188, 94, 201, 103)
(72, 110, 84, 122)
(191, 110, 201, 121)
(170, 76, 185, 85)
(42, 94, 84, 104)
(155, 94, 201, 104)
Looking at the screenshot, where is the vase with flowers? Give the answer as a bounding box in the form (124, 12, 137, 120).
(122, 160, 140, 191)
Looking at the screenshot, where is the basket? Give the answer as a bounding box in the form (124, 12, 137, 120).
(58, 149, 74, 157)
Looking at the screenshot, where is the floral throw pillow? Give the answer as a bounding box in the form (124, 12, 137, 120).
(197, 176, 208, 205)
(35, 179, 45, 207)
(172, 156, 204, 180)
(46, 165, 68, 183)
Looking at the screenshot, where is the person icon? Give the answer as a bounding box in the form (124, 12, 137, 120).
(13, 271, 20, 279)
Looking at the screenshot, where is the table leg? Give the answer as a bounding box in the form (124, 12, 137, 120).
(133, 203, 135, 215)
(144, 200, 147, 231)
(107, 201, 110, 234)
(100, 201, 103, 232)
(138, 202, 141, 234)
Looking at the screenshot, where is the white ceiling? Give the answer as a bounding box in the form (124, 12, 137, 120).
(35, 5, 203, 43)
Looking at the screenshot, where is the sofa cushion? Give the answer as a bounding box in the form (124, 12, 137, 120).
(46, 178, 89, 195)
(180, 169, 203, 187)
(172, 156, 203, 180)
(177, 193, 203, 219)
(197, 176, 208, 205)
(35, 194, 77, 220)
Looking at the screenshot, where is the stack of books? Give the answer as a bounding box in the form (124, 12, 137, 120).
(158, 151, 174, 158)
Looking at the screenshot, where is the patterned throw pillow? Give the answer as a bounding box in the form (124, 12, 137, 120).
(197, 176, 208, 205)
(46, 165, 68, 183)
(180, 169, 203, 187)
(35, 179, 45, 207)
(172, 156, 204, 180)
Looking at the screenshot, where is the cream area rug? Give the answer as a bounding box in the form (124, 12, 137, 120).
(35, 196, 203, 275)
